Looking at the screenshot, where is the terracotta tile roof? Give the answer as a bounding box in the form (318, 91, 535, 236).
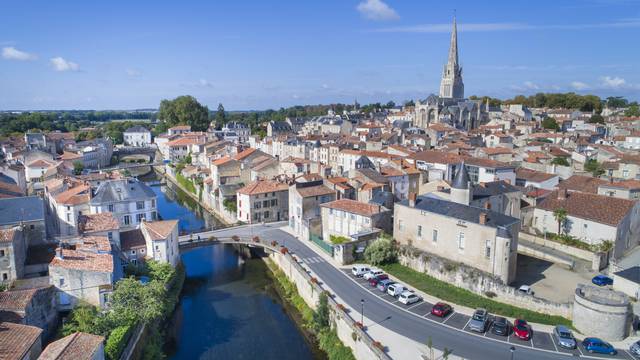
(600, 179, 640, 190)
(0, 228, 17, 244)
(168, 125, 191, 131)
(50, 246, 113, 273)
(40, 332, 105, 360)
(78, 213, 119, 233)
(380, 166, 404, 177)
(538, 190, 635, 226)
(516, 168, 557, 183)
(0, 288, 41, 312)
(237, 180, 288, 196)
(141, 220, 178, 241)
(296, 184, 335, 198)
(167, 137, 204, 147)
(0, 322, 42, 360)
(234, 148, 257, 161)
(120, 229, 146, 250)
(321, 199, 387, 217)
(60, 151, 82, 161)
(54, 184, 91, 206)
(326, 177, 349, 184)
(559, 175, 608, 194)
(480, 147, 513, 155)
(211, 156, 234, 166)
(27, 159, 57, 168)
(428, 123, 456, 132)
(341, 149, 400, 160)
(412, 150, 461, 165)
(463, 156, 513, 169)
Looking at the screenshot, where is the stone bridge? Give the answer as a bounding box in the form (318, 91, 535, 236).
(114, 146, 158, 161)
(178, 234, 285, 253)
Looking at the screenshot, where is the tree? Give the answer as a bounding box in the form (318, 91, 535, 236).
(61, 302, 99, 336)
(553, 208, 568, 235)
(551, 157, 570, 166)
(364, 235, 397, 266)
(215, 103, 226, 127)
(606, 96, 628, 109)
(73, 161, 84, 175)
(313, 292, 330, 332)
(541, 116, 559, 130)
(626, 104, 640, 117)
(588, 114, 604, 124)
(108, 278, 165, 326)
(584, 159, 604, 176)
(157, 95, 210, 131)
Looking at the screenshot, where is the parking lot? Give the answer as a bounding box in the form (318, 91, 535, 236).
(342, 269, 638, 359)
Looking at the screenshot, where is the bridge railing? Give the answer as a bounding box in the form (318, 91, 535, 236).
(179, 235, 283, 252)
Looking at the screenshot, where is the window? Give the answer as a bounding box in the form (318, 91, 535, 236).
(141, 249, 145, 253)
(2, 273, 7, 281)
(136, 213, 145, 223)
(59, 278, 65, 287)
(432, 230, 438, 243)
(485, 240, 491, 259)
(151, 199, 156, 208)
(136, 201, 145, 210)
(0, 250, 4, 257)
(458, 232, 465, 250)
(264, 211, 270, 219)
(108, 204, 114, 212)
(255, 202, 261, 209)
(398, 220, 404, 231)
(30, 224, 34, 230)
(66, 213, 71, 222)
(271, 199, 277, 207)
(417, 225, 422, 238)
(108, 232, 113, 241)
(131, 250, 136, 255)
(350, 214, 356, 221)
(124, 215, 130, 225)
(263, 200, 269, 208)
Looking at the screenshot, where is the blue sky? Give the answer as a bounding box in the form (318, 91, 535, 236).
(1, 0, 639, 110)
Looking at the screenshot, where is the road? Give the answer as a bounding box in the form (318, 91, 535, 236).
(181, 223, 637, 360)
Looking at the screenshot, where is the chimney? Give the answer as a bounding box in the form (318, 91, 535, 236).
(55, 247, 63, 260)
(484, 202, 491, 210)
(504, 179, 511, 185)
(558, 188, 568, 200)
(479, 212, 488, 225)
(408, 192, 417, 207)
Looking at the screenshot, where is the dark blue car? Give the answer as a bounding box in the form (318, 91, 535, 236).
(582, 338, 616, 355)
(592, 275, 613, 286)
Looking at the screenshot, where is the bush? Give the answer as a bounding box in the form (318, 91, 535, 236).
(313, 292, 330, 332)
(329, 235, 350, 245)
(105, 324, 133, 360)
(364, 236, 396, 266)
(318, 328, 356, 360)
(223, 198, 237, 213)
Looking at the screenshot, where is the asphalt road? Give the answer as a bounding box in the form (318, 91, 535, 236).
(182, 223, 637, 360)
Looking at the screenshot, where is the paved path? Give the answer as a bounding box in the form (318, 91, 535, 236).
(181, 223, 638, 360)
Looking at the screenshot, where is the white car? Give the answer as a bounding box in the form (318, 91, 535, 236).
(363, 269, 383, 281)
(398, 291, 421, 305)
(351, 265, 370, 277)
(387, 283, 408, 297)
(518, 285, 534, 296)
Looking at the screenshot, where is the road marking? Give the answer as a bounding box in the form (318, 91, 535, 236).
(441, 311, 454, 324)
(622, 350, 636, 360)
(549, 334, 558, 352)
(577, 345, 583, 356)
(406, 302, 423, 310)
(462, 316, 472, 330)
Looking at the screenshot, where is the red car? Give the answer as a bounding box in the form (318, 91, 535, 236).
(369, 274, 389, 287)
(513, 319, 532, 340)
(430, 302, 452, 317)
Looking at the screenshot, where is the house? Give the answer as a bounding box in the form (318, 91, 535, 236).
(0, 196, 46, 246)
(0, 322, 42, 360)
(288, 179, 337, 241)
(0, 286, 57, 339)
(67, 138, 113, 169)
(236, 180, 289, 224)
(45, 180, 91, 236)
(141, 220, 180, 267)
(39, 332, 105, 360)
(89, 179, 158, 229)
(77, 213, 120, 250)
(221, 122, 251, 143)
(320, 199, 392, 243)
(463, 157, 516, 185)
(267, 121, 292, 137)
(532, 189, 640, 259)
(597, 180, 640, 200)
(49, 236, 115, 309)
(119, 229, 147, 267)
(123, 125, 152, 147)
(167, 125, 191, 136)
(515, 168, 560, 190)
(393, 166, 520, 284)
(558, 175, 607, 194)
(0, 227, 26, 284)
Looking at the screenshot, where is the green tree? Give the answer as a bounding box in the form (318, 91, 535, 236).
(61, 302, 99, 336)
(73, 161, 84, 175)
(158, 95, 210, 131)
(541, 116, 559, 130)
(606, 96, 628, 109)
(584, 159, 604, 176)
(626, 104, 640, 117)
(553, 208, 568, 235)
(146, 260, 175, 284)
(588, 114, 604, 124)
(215, 103, 226, 127)
(313, 292, 330, 332)
(551, 157, 570, 166)
(364, 235, 397, 266)
(108, 278, 165, 326)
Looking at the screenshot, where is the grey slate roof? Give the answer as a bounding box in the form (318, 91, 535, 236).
(124, 125, 150, 133)
(90, 179, 156, 205)
(614, 266, 640, 284)
(472, 181, 520, 199)
(0, 196, 44, 226)
(452, 162, 469, 189)
(399, 195, 519, 230)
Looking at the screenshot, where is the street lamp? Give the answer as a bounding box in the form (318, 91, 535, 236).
(360, 299, 365, 325)
(509, 346, 516, 360)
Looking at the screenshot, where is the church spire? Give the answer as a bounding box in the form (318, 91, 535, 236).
(439, 15, 464, 99)
(448, 15, 459, 67)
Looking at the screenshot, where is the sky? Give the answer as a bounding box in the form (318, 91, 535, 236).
(1, 0, 639, 110)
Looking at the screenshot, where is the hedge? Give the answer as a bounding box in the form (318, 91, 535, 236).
(105, 324, 133, 360)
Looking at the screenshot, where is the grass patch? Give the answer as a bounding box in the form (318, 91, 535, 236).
(380, 263, 571, 327)
(176, 173, 197, 194)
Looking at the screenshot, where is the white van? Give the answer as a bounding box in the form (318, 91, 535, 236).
(387, 283, 408, 297)
(363, 269, 383, 281)
(351, 265, 370, 277)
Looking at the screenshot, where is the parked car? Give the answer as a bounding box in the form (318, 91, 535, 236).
(351, 265, 370, 277)
(468, 308, 490, 333)
(491, 316, 509, 336)
(513, 319, 532, 340)
(553, 325, 576, 349)
(398, 291, 421, 305)
(377, 279, 395, 292)
(629, 340, 640, 356)
(430, 302, 452, 317)
(363, 269, 384, 281)
(369, 274, 389, 287)
(387, 283, 408, 297)
(592, 275, 613, 286)
(518, 285, 534, 296)
(582, 338, 616, 355)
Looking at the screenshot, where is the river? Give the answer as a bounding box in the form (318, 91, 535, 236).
(148, 177, 320, 360)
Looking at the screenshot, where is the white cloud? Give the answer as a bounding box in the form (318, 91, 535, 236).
(50, 57, 79, 72)
(2, 46, 36, 61)
(356, 0, 399, 21)
(523, 81, 539, 90)
(321, 84, 330, 89)
(198, 79, 213, 87)
(600, 76, 626, 89)
(125, 68, 141, 77)
(570, 81, 590, 90)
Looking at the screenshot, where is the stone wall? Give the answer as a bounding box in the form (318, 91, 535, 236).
(398, 245, 574, 319)
(573, 284, 632, 341)
(269, 252, 391, 360)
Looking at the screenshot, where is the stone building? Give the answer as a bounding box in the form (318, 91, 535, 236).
(236, 180, 289, 224)
(89, 178, 158, 229)
(0, 227, 26, 284)
(288, 179, 337, 241)
(0, 286, 57, 340)
(123, 125, 152, 147)
(320, 199, 392, 243)
(573, 284, 632, 341)
(0, 321, 42, 360)
(39, 332, 105, 360)
(0, 196, 46, 246)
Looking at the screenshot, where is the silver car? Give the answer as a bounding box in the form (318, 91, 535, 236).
(553, 325, 576, 349)
(468, 308, 490, 333)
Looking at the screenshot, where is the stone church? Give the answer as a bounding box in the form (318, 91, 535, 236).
(414, 17, 488, 131)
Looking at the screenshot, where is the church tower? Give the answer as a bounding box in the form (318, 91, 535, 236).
(439, 16, 464, 99)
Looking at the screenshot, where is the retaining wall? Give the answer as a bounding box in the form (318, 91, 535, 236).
(269, 251, 391, 360)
